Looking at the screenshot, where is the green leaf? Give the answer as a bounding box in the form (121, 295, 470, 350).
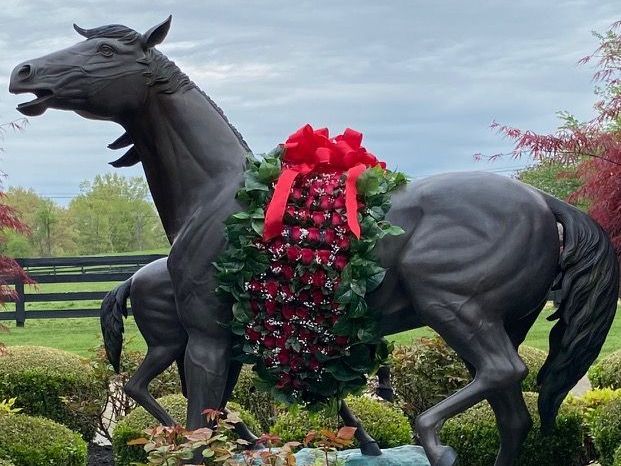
(245, 173, 269, 192)
(350, 279, 366, 297)
(366, 269, 386, 292)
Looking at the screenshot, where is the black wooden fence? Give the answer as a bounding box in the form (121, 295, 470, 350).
(1, 254, 166, 326)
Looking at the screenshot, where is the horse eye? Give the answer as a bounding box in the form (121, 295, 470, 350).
(98, 44, 115, 57)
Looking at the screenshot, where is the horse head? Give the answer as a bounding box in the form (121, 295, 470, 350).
(9, 16, 184, 122)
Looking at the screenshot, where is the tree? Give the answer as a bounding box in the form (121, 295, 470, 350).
(515, 161, 587, 210)
(68, 173, 168, 254)
(485, 21, 621, 256)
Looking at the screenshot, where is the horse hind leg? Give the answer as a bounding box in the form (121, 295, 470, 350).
(124, 343, 186, 426)
(414, 320, 528, 466)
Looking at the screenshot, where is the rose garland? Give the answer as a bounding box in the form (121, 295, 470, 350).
(215, 125, 407, 408)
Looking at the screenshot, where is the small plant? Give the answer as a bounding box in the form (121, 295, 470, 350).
(130, 409, 242, 466)
(0, 398, 21, 416)
(303, 427, 356, 466)
(240, 433, 299, 466)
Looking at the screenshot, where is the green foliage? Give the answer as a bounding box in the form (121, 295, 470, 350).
(389, 337, 548, 431)
(69, 173, 168, 254)
(614, 445, 621, 466)
(0, 459, 15, 466)
(590, 397, 621, 466)
(230, 365, 277, 432)
(439, 392, 584, 466)
(0, 413, 87, 466)
(516, 161, 584, 207)
(589, 349, 621, 389)
(0, 345, 104, 440)
(564, 388, 621, 427)
(112, 393, 260, 466)
(0, 398, 21, 416)
(270, 395, 412, 449)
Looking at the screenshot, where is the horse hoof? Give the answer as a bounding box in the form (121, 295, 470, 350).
(360, 440, 382, 456)
(436, 447, 458, 466)
(376, 386, 395, 402)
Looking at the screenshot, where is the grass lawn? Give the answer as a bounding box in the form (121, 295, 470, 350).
(2, 301, 620, 358)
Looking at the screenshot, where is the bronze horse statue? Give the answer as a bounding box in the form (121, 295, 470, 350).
(10, 17, 618, 466)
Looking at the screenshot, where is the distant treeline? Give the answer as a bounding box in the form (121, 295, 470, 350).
(0, 173, 169, 257)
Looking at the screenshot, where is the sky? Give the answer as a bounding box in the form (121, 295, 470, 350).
(0, 0, 618, 203)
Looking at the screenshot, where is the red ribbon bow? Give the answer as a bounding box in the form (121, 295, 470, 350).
(263, 124, 386, 241)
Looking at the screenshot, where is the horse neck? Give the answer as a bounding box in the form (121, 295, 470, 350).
(125, 87, 247, 239)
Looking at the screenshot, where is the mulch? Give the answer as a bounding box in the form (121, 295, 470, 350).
(88, 443, 114, 466)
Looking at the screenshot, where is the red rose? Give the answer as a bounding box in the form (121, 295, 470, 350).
(280, 264, 294, 280)
(311, 211, 325, 226)
(305, 196, 314, 208)
(323, 229, 336, 244)
(247, 279, 261, 293)
(291, 188, 303, 201)
(282, 305, 295, 320)
(335, 335, 349, 346)
(292, 379, 303, 389)
(309, 182, 321, 196)
(312, 290, 324, 305)
(264, 335, 277, 348)
(337, 236, 350, 250)
(299, 327, 313, 339)
(298, 291, 311, 304)
(276, 373, 291, 388)
(334, 195, 346, 209)
(278, 351, 290, 365)
(300, 248, 314, 265)
(312, 270, 327, 287)
(286, 246, 300, 261)
(283, 323, 295, 336)
(285, 205, 296, 219)
(334, 255, 348, 271)
(298, 209, 309, 222)
(265, 300, 277, 315)
(319, 196, 332, 210)
(296, 307, 310, 319)
(331, 212, 343, 226)
(290, 226, 302, 241)
(307, 227, 321, 242)
(316, 249, 331, 264)
(281, 285, 294, 300)
(250, 300, 259, 313)
(265, 280, 279, 297)
(290, 357, 303, 370)
(309, 358, 320, 371)
(245, 327, 260, 342)
(324, 183, 335, 195)
(301, 272, 314, 285)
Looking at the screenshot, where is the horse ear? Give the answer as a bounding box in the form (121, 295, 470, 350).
(142, 15, 172, 48)
(73, 24, 90, 38)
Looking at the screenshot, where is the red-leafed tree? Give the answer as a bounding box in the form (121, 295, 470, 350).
(0, 120, 32, 353)
(486, 21, 621, 257)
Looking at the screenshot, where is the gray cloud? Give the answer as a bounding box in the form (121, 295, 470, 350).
(0, 0, 618, 201)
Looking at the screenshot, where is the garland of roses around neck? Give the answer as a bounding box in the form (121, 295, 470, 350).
(215, 125, 407, 408)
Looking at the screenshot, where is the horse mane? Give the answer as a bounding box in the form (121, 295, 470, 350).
(82, 24, 251, 152)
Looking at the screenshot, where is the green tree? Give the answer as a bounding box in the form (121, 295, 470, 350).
(516, 161, 587, 210)
(68, 173, 168, 254)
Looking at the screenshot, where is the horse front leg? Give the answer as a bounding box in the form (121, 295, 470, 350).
(339, 399, 381, 456)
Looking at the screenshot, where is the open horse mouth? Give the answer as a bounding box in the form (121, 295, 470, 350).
(11, 88, 54, 117)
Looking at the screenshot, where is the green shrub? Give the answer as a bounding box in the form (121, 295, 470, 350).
(112, 393, 260, 466)
(271, 395, 412, 449)
(589, 350, 621, 390)
(0, 413, 87, 466)
(0, 459, 14, 466)
(590, 397, 621, 466)
(389, 337, 548, 431)
(439, 392, 584, 466)
(231, 365, 277, 432)
(613, 445, 621, 466)
(0, 346, 104, 440)
(564, 388, 621, 426)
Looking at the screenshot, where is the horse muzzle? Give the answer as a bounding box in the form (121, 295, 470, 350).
(9, 62, 55, 116)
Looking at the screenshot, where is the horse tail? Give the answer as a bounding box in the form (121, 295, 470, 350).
(100, 277, 132, 374)
(538, 193, 618, 432)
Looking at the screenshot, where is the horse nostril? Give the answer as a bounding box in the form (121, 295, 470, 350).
(17, 64, 32, 80)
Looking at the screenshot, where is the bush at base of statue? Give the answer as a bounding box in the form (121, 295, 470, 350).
(230, 365, 277, 432)
(439, 392, 584, 466)
(613, 445, 621, 466)
(0, 413, 87, 466)
(270, 395, 412, 449)
(589, 396, 621, 466)
(112, 393, 260, 466)
(589, 349, 621, 390)
(389, 337, 548, 432)
(0, 345, 104, 440)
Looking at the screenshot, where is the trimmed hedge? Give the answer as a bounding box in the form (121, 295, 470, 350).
(231, 365, 277, 432)
(0, 459, 14, 466)
(390, 337, 548, 430)
(0, 413, 87, 466)
(271, 395, 412, 448)
(613, 445, 621, 466)
(0, 346, 104, 440)
(439, 392, 584, 466)
(112, 393, 260, 466)
(590, 397, 621, 466)
(589, 349, 621, 390)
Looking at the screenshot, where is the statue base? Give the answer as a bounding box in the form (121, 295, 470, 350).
(295, 445, 430, 465)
